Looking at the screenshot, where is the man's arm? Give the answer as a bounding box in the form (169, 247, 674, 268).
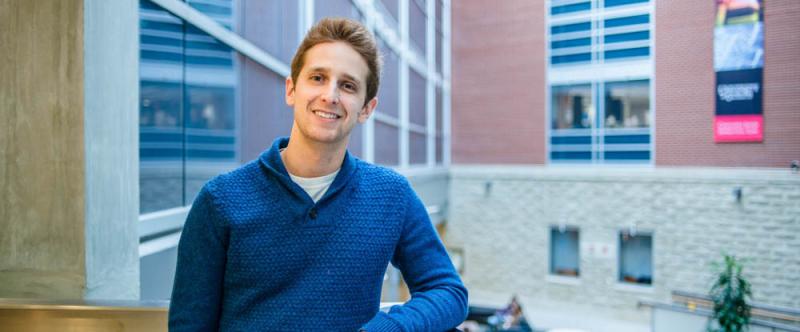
(168, 184, 228, 332)
(361, 185, 469, 331)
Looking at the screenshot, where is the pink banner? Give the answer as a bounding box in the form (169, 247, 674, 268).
(714, 114, 763, 142)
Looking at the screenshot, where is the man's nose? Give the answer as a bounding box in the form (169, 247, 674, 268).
(320, 82, 339, 105)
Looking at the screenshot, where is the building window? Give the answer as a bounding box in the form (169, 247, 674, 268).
(550, 226, 580, 277)
(139, 0, 239, 214)
(618, 231, 652, 285)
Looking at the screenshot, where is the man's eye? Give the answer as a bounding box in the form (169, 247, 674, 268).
(342, 82, 356, 92)
(310, 75, 323, 82)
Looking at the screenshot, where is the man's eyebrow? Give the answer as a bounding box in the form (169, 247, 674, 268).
(307, 67, 362, 86)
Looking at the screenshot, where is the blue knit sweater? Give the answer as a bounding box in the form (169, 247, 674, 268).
(169, 137, 468, 331)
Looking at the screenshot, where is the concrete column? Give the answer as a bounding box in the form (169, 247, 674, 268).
(0, 0, 139, 300)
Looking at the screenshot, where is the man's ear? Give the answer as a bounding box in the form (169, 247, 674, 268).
(285, 76, 295, 107)
(357, 97, 378, 124)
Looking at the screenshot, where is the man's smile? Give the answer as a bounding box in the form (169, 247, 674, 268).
(312, 109, 341, 120)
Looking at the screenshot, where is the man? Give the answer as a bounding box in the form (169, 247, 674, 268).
(169, 18, 468, 331)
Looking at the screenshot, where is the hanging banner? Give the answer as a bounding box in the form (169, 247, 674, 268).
(714, 0, 764, 142)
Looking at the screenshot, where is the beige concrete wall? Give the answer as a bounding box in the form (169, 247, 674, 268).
(0, 0, 86, 298)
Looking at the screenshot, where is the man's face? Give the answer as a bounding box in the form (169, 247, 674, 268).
(286, 41, 377, 146)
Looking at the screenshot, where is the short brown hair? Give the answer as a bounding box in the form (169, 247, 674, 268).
(290, 17, 382, 106)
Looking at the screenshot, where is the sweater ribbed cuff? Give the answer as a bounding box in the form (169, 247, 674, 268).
(361, 312, 403, 332)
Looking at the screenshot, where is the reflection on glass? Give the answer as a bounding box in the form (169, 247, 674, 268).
(552, 84, 593, 129)
(139, 0, 239, 214)
(619, 231, 652, 285)
(604, 80, 649, 129)
(140, 0, 185, 214)
(550, 227, 580, 277)
(187, 0, 234, 29)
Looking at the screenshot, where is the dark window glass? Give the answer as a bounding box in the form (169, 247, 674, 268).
(436, 0, 443, 74)
(551, 37, 592, 49)
(409, 69, 427, 126)
(605, 0, 649, 8)
(551, 53, 592, 64)
(605, 14, 649, 28)
(604, 31, 649, 44)
(551, 21, 591, 34)
(604, 80, 650, 128)
(619, 231, 653, 285)
(604, 47, 649, 59)
(550, 227, 580, 277)
(435, 86, 443, 164)
(551, 2, 591, 15)
(551, 84, 593, 129)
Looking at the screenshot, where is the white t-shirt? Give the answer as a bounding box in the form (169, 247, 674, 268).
(288, 170, 339, 203)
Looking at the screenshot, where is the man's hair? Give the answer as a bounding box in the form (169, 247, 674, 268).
(290, 17, 382, 106)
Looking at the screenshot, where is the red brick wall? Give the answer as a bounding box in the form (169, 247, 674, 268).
(655, 0, 800, 167)
(451, 1, 546, 164)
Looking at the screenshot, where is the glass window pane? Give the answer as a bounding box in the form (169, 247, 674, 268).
(409, 69, 426, 126)
(140, 0, 185, 214)
(604, 80, 650, 128)
(315, 0, 361, 21)
(187, 0, 234, 29)
(605, 14, 649, 28)
(240, 58, 293, 162)
(436, 0, 443, 74)
(550, 227, 580, 277)
(410, 132, 426, 165)
(409, 0, 426, 54)
(239, 0, 299, 64)
(379, 0, 399, 26)
(551, 84, 593, 129)
(184, 23, 239, 204)
(605, 0, 649, 8)
(619, 231, 653, 285)
(377, 38, 399, 118)
(551, 2, 591, 15)
(375, 121, 399, 166)
(435, 86, 443, 164)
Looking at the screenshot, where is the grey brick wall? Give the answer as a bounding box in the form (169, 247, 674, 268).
(446, 166, 800, 320)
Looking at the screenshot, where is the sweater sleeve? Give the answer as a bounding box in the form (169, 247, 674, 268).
(361, 185, 469, 332)
(168, 184, 229, 332)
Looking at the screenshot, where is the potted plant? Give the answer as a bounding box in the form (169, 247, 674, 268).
(708, 255, 752, 332)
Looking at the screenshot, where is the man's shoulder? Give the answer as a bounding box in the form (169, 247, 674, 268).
(204, 159, 265, 195)
(354, 159, 410, 189)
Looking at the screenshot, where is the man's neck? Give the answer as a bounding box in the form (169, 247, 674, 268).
(281, 128, 347, 178)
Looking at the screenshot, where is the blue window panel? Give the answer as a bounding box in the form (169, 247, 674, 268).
(186, 150, 236, 159)
(605, 15, 649, 28)
(551, 2, 591, 15)
(185, 56, 233, 66)
(186, 135, 236, 144)
(551, 38, 592, 49)
(551, 22, 592, 34)
(604, 31, 649, 44)
(140, 148, 183, 159)
(140, 20, 182, 33)
(604, 0, 649, 8)
(141, 35, 182, 47)
(141, 50, 183, 62)
(141, 132, 182, 143)
(604, 135, 650, 144)
(187, 2, 232, 16)
(186, 41, 231, 52)
(551, 136, 592, 144)
(551, 151, 592, 160)
(551, 53, 592, 64)
(604, 151, 650, 160)
(604, 47, 649, 59)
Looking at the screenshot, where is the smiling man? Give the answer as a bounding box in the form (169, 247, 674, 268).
(168, 18, 468, 331)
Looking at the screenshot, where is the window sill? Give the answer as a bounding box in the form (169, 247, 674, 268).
(546, 275, 582, 286)
(614, 282, 654, 294)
